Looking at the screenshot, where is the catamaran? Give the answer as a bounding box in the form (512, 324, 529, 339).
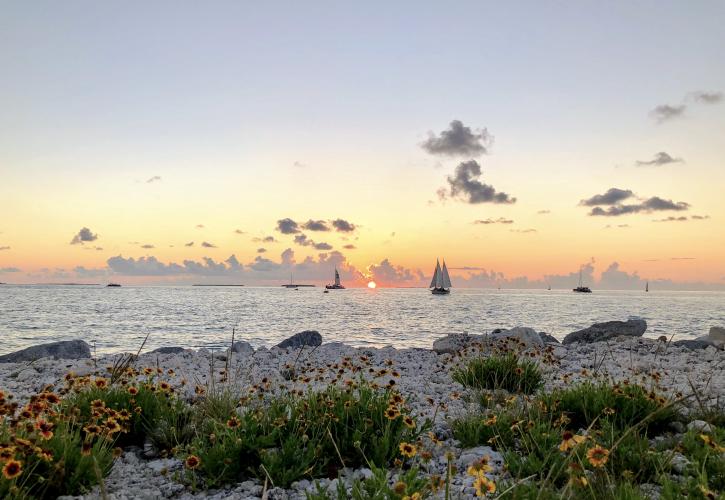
(429, 258, 452, 295)
(573, 268, 592, 293)
(325, 267, 345, 290)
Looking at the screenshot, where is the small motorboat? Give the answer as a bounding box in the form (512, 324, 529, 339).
(106, 283, 122, 287)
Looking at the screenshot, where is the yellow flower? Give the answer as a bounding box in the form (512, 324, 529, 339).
(698, 485, 716, 499)
(559, 431, 586, 452)
(2, 459, 23, 479)
(473, 475, 496, 497)
(467, 456, 493, 477)
(402, 493, 422, 500)
(484, 414, 497, 426)
(392, 481, 407, 495)
(184, 455, 201, 469)
(403, 416, 416, 429)
(385, 407, 401, 420)
(226, 416, 241, 429)
(399, 442, 417, 458)
(93, 378, 108, 389)
(586, 446, 610, 467)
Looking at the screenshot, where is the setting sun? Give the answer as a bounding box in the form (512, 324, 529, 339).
(367, 281, 377, 289)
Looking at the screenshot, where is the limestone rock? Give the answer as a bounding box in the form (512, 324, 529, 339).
(562, 319, 647, 345)
(229, 341, 254, 354)
(673, 338, 716, 350)
(149, 346, 186, 355)
(687, 420, 713, 433)
(275, 330, 322, 349)
(708, 326, 725, 343)
(0, 340, 91, 363)
(539, 332, 560, 344)
(491, 327, 544, 347)
(432, 334, 474, 354)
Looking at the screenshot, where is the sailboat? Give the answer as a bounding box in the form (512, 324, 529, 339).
(325, 267, 345, 289)
(429, 258, 452, 295)
(573, 269, 592, 293)
(645, 281, 649, 292)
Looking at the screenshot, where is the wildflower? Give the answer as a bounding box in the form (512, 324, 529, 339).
(127, 386, 139, 395)
(94, 378, 108, 389)
(602, 407, 615, 416)
(143, 367, 154, 375)
(402, 494, 421, 500)
(2, 459, 22, 479)
(514, 367, 524, 376)
(473, 475, 496, 496)
(36, 448, 53, 462)
(35, 419, 54, 440)
(420, 450, 432, 462)
(428, 431, 441, 445)
(226, 416, 241, 429)
(117, 409, 131, 421)
(392, 481, 407, 495)
(0, 446, 16, 461)
(559, 431, 586, 452)
(105, 418, 122, 434)
(194, 385, 206, 396)
(42, 393, 61, 405)
(429, 475, 444, 493)
(399, 442, 417, 458)
(699, 485, 716, 499)
(91, 399, 105, 409)
(467, 456, 493, 476)
(134, 406, 142, 414)
(113, 447, 123, 458)
(586, 446, 610, 467)
(403, 416, 416, 429)
(391, 393, 405, 405)
(385, 407, 401, 420)
(184, 455, 201, 469)
(159, 382, 171, 392)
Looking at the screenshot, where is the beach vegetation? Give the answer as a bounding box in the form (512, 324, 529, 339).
(452, 353, 543, 394)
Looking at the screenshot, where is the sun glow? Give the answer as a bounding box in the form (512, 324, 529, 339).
(367, 281, 377, 289)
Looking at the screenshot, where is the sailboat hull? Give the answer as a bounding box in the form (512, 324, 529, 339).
(325, 284, 345, 289)
(431, 288, 450, 295)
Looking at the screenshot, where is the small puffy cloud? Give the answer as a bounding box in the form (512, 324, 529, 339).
(252, 236, 277, 243)
(276, 218, 300, 234)
(1, 267, 21, 272)
(473, 217, 514, 225)
(510, 228, 537, 233)
(0, 246, 10, 251)
(650, 104, 686, 123)
(537, 210, 551, 215)
(580, 188, 634, 206)
(201, 241, 217, 248)
(70, 227, 99, 245)
(692, 91, 722, 104)
(654, 215, 709, 222)
(314, 242, 333, 251)
(294, 233, 333, 251)
(331, 219, 356, 233)
(421, 120, 493, 157)
(635, 152, 683, 166)
(302, 219, 330, 232)
(442, 160, 516, 204)
(140, 244, 155, 249)
(185, 241, 194, 247)
(588, 196, 690, 216)
(196, 224, 205, 229)
(234, 229, 246, 234)
(146, 176, 162, 183)
(257, 248, 267, 253)
(691, 215, 710, 220)
(343, 244, 356, 250)
(293, 161, 309, 168)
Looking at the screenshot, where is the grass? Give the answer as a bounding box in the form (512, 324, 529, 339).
(452, 353, 543, 395)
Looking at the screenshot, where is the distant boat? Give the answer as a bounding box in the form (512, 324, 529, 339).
(547, 284, 551, 291)
(429, 258, 452, 295)
(325, 267, 345, 290)
(645, 281, 649, 292)
(573, 269, 592, 293)
(281, 273, 315, 288)
(106, 283, 122, 288)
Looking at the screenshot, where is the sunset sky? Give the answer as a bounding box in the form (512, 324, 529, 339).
(1, 1, 724, 289)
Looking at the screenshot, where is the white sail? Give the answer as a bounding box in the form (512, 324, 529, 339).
(429, 260, 441, 288)
(334, 268, 341, 286)
(441, 260, 452, 288)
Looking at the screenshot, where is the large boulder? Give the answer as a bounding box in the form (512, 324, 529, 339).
(275, 330, 322, 349)
(0, 340, 91, 363)
(149, 346, 186, 355)
(562, 319, 647, 345)
(490, 327, 545, 348)
(708, 326, 725, 344)
(539, 332, 560, 344)
(673, 338, 717, 350)
(229, 341, 254, 354)
(432, 334, 476, 354)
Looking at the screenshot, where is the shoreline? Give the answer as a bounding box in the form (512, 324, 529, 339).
(0, 326, 723, 499)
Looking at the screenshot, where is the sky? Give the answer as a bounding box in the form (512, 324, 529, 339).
(1, 1, 724, 289)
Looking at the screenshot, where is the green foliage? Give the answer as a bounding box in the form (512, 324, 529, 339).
(306, 465, 431, 500)
(678, 427, 725, 492)
(186, 379, 428, 488)
(452, 353, 543, 395)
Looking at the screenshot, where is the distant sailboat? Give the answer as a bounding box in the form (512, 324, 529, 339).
(573, 269, 592, 293)
(645, 281, 649, 292)
(430, 259, 452, 295)
(325, 267, 345, 290)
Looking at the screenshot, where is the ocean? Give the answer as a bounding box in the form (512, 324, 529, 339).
(0, 285, 723, 355)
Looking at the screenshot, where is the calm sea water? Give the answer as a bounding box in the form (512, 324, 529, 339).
(0, 285, 723, 355)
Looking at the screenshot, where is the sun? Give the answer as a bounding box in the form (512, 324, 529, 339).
(367, 281, 377, 289)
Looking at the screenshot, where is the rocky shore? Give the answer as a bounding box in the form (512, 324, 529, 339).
(0, 321, 723, 499)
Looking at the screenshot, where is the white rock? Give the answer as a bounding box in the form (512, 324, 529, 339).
(687, 420, 713, 433)
(708, 326, 725, 343)
(491, 327, 545, 347)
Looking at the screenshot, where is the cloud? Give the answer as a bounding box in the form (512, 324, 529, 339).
(0, 267, 21, 273)
(366, 259, 423, 285)
(201, 241, 217, 248)
(185, 242, 194, 247)
(146, 176, 162, 183)
(70, 227, 99, 245)
(604, 224, 630, 228)
(473, 218, 514, 225)
(421, 120, 493, 157)
(314, 242, 333, 251)
(276, 218, 300, 234)
(671, 257, 695, 261)
(331, 219, 357, 233)
(580, 188, 635, 206)
(257, 248, 267, 253)
(510, 228, 537, 233)
(650, 104, 686, 123)
(343, 244, 357, 250)
(691, 91, 722, 104)
(589, 197, 690, 216)
(293, 233, 333, 251)
(653, 215, 709, 222)
(691, 215, 710, 220)
(293, 161, 309, 168)
(0, 246, 9, 251)
(73, 266, 110, 278)
(252, 236, 277, 243)
(441, 160, 516, 204)
(301, 219, 330, 232)
(234, 229, 246, 235)
(537, 210, 551, 215)
(635, 152, 683, 166)
(140, 244, 155, 249)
